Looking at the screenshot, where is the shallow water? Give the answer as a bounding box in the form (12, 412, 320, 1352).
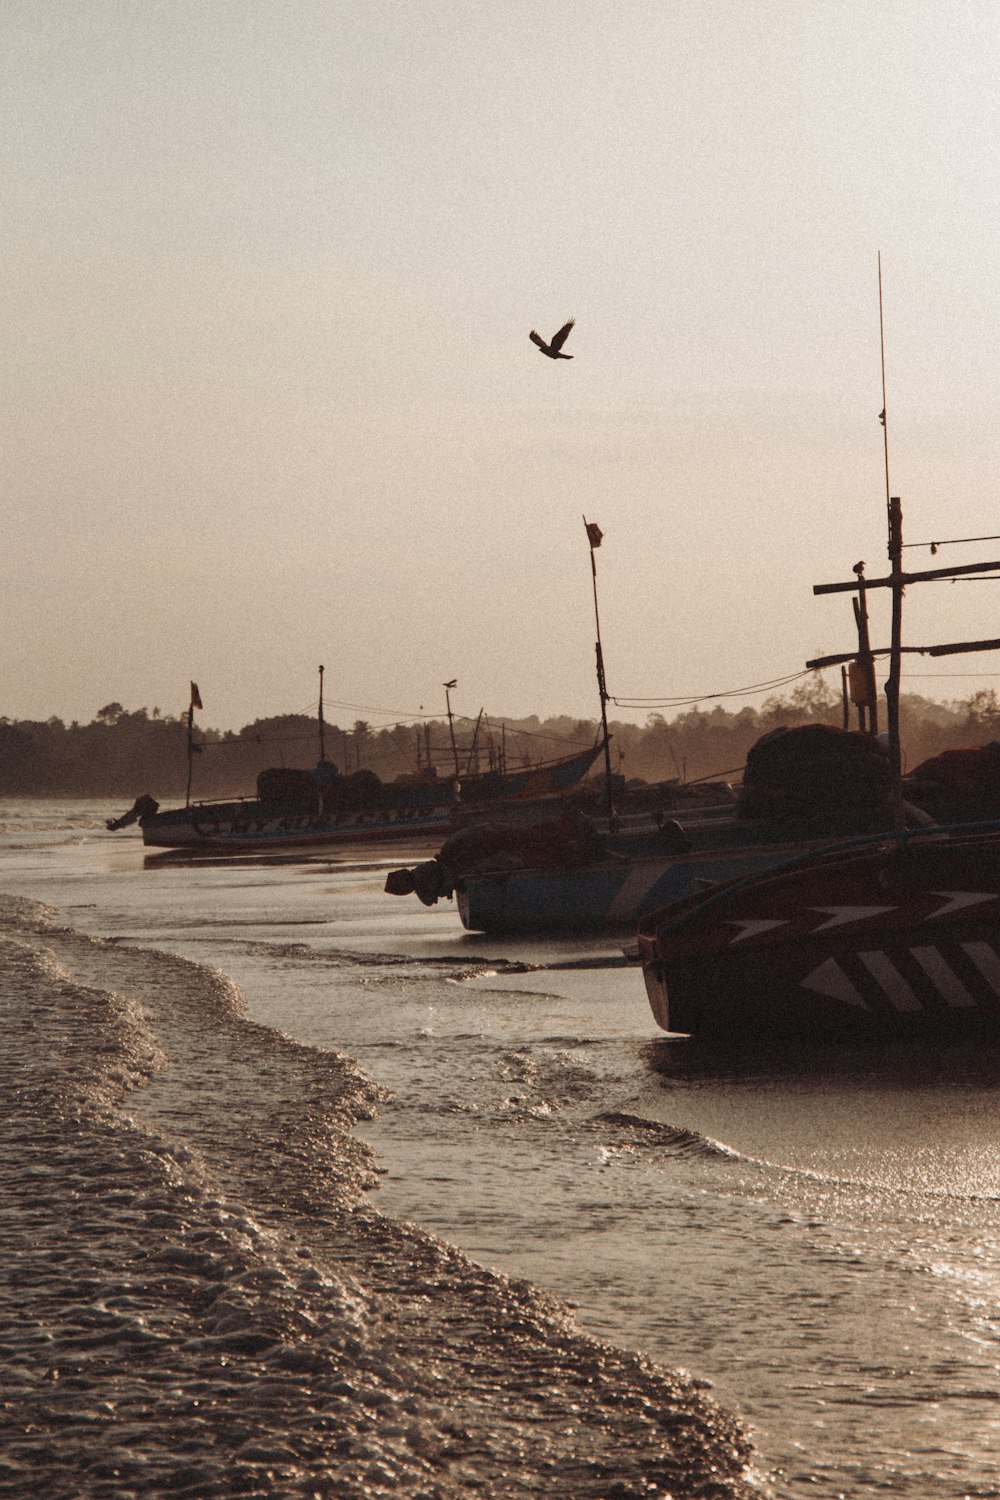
(5, 799, 1000, 1497)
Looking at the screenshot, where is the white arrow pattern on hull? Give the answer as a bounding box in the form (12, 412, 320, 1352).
(800, 957, 869, 1008)
(908, 946, 977, 1007)
(926, 890, 999, 919)
(808, 904, 898, 931)
(800, 942, 1000, 1013)
(605, 862, 674, 925)
(959, 941, 1000, 996)
(727, 918, 790, 943)
(857, 951, 923, 1010)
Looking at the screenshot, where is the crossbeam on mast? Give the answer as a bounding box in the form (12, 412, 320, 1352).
(807, 636, 1000, 670)
(813, 558, 1000, 596)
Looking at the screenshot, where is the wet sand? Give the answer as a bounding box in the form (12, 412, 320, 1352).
(0, 893, 764, 1498)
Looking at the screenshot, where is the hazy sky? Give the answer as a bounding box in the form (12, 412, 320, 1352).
(7, 1, 1000, 735)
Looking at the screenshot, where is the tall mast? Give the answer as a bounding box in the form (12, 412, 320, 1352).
(878, 254, 905, 821)
(878, 253, 891, 531)
(318, 664, 326, 761)
(443, 680, 459, 778)
(583, 516, 615, 820)
(185, 681, 202, 806)
(851, 562, 878, 735)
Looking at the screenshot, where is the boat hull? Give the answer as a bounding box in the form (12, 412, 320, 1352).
(455, 828, 853, 934)
(638, 831, 1000, 1041)
(140, 800, 453, 851)
(133, 743, 610, 853)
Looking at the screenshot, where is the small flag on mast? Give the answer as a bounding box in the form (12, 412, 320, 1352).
(190, 682, 203, 711)
(584, 520, 603, 549)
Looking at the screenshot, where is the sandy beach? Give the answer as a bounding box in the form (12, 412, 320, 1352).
(0, 892, 762, 1498)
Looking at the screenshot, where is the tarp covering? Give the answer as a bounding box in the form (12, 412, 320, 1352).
(385, 808, 606, 906)
(905, 742, 1000, 822)
(737, 724, 892, 824)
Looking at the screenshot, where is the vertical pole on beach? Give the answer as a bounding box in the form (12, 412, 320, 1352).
(318, 665, 326, 763)
(583, 517, 615, 821)
(443, 680, 459, 779)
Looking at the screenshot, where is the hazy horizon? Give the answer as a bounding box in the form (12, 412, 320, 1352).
(4, 672, 990, 742)
(8, 3, 1000, 735)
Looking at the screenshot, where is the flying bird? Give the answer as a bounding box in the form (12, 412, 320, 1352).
(529, 319, 575, 359)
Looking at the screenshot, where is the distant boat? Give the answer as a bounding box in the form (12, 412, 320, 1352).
(107, 739, 608, 853)
(457, 739, 606, 806)
(636, 824, 1000, 1042)
(111, 768, 456, 852)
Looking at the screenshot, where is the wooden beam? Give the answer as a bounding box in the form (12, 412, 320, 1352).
(807, 636, 1000, 670)
(926, 636, 1000, 658)
(813, 558, 1000, 596)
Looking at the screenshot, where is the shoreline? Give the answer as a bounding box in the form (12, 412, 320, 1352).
(0, 893, 767, 1498)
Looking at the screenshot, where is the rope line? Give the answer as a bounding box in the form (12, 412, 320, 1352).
(612, 668, 817, 711)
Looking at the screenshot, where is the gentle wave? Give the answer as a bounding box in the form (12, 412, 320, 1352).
(594, 1110, 745, 1159)
(0, 895, 764, 1500)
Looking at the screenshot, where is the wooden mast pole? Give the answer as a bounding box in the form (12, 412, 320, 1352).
(318, 664, 326, 762)
(443, 680, 459, 779)
(851, 561, 878, 735)
(186, 703, 195, 806)
(583, 516, 615, 821)
(185, 682, 201, 806)
(840, 663, 849, 729)
(878, 254, 905, 823)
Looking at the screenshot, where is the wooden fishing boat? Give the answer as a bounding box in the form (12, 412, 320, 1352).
(127, 776, 457, 852)
(637, 825, 1000, 1041)
(451, 823, 839, 934)
(634, 295, 1000, 1041)
(109, 740, 607, 853)
(385, 783, 911, 933)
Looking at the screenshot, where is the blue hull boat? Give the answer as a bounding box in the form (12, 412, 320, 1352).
(384, 725, 923, 934)
(453, 820, 880, 934)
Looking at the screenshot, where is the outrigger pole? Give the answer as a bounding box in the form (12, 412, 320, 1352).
(583, 516, 616, 820)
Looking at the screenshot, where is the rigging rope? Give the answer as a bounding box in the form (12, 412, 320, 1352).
(611, 668, 817, 711)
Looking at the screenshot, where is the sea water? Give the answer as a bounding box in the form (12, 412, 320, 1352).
(3, 798, 1000, 1498)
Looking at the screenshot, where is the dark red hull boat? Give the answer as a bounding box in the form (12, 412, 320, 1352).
(637, 828, 1000, 1041)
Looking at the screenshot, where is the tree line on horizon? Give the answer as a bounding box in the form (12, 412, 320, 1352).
(2, 679, 1000, 801)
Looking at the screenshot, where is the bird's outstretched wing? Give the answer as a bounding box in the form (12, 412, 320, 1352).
(549, 319, 575, 353)
(529, 330, 546, 350)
